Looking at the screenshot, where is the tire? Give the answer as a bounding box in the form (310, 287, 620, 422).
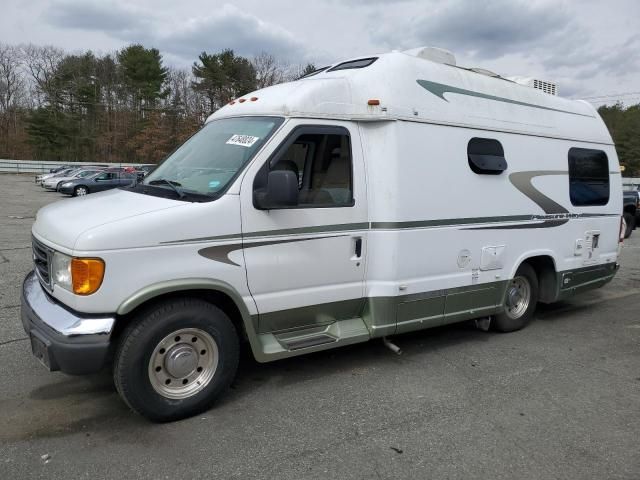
(623, 212, 634, 239)
(113, 298, 239, 422)
(56, 181, 63, 191)
(492, 263, 538, 333)
(74, 186, 89, 196)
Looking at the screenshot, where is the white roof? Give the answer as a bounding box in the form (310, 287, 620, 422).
(209, 50, 612, 145)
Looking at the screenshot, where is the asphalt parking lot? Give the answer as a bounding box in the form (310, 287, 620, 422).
(1, 173, 639, 479)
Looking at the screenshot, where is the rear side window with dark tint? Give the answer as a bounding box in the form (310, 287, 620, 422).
(467, 138, 507, 175)
(328, 57, 378, 72)
(568, 148, 609, 206)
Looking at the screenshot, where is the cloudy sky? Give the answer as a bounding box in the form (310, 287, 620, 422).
(1, 0, 639, 105)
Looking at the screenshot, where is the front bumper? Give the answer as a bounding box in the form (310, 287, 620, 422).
(21, 271, 116, 374)
(58, 185, 74, 195)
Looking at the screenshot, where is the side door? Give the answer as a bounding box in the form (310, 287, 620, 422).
(92, 172, 114, 191)
(240, 120, 368, 334)
(117, 173, 135, 187)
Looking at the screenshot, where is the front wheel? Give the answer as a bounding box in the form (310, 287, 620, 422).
(113, 298, 239, 422)
(493, 263, 538, 332)
(74, 186, 89, 196)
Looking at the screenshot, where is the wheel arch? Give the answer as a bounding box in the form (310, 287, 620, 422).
(510, 251, 559, 304)
(115, 279, 261, 358)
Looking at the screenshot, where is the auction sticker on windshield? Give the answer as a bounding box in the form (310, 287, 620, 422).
(226, 134, 260, 147)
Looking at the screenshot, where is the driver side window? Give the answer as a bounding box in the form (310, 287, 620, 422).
(267, 127, 354, 208)
(95, 172, 115, 181)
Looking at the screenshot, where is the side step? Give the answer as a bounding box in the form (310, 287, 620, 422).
(280, 333, 336, 351)
(255, 318, 370, 361)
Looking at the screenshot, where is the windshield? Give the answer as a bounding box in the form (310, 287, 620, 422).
(143, 116, 284, 197)
(75, 170, 98, 178)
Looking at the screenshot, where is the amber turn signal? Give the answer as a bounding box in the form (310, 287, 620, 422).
(367, 99, 380, 106)
(71, 258, 105, 295)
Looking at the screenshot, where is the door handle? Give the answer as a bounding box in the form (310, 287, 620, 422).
(354, 237, 362, 258)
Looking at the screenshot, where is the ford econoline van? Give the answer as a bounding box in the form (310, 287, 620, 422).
(22, 47, 622, 421)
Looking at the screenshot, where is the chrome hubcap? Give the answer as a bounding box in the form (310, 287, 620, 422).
(77, 188, 87, 196)
(148, 328, 219, 399)
(505, 276, 531, 320)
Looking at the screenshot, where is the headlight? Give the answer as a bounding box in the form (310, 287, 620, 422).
(61, 182, 72, 187)
(51, 252, 72, 290)
(51, 252, 105, 295)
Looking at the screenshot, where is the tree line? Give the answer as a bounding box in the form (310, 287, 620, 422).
(597, 103, 640, 176)
(0, 42, 315, 163)
(1, 41, 639, 173)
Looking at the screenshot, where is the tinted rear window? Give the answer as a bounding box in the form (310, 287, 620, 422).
(568, 148, 610, 206)
(328, 57, 378, 72)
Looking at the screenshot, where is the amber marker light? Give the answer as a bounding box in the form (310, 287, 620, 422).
(71, 258, 105, 295)
(238, 98, 246, 103)
(367, 99, 380, 106)
(250, 97, 258, 101)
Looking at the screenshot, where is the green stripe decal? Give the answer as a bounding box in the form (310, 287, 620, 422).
(417, 80, 594, 118)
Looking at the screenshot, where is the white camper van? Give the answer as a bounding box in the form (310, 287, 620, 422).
(22, 47, 622, 421)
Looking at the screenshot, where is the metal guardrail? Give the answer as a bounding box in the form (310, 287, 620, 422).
(0, 159, 141, 174)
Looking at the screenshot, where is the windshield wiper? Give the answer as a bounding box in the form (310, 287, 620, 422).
(148, 179, 185, 198)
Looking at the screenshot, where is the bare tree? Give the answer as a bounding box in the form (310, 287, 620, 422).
(252, 51, 288, 89)
(0, 42, 27, 156)
(20, 44, 64, 106)
(0, 43, 25, 112)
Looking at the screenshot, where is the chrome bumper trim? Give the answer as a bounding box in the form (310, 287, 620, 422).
(23, 271, 115, 337)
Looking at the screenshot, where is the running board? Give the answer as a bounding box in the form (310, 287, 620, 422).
(255, 318, 370, 361)
(280, 333, 337, 351)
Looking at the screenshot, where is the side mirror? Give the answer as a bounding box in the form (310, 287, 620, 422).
(254, 170, 299, 210)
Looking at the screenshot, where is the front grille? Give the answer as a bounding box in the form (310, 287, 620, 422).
(32, 236, 52, 290)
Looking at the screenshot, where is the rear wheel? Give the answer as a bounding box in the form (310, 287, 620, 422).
(113, 298, 239, 422)
(623, 212, 635, 238)
(74, 186, 88, 196)
(493, 263, 538, 332)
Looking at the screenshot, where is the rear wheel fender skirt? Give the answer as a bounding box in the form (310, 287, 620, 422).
(509, 250, 558, 279)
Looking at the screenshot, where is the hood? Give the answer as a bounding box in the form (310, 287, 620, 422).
(33, 189, 185, 252)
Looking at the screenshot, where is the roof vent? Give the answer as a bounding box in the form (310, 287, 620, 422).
(403, 47, 456, 66)
(507, 76, 558, 96)
(468, 67, 501, 78)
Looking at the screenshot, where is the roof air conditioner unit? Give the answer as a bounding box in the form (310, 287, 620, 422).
(507, 76, 558, 96)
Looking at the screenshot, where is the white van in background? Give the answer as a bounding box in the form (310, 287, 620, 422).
(22, 47, 622, 421)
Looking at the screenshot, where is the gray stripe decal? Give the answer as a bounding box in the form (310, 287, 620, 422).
(417, 80, 594, 118)
(163, 222, 368, 245)
(199, 235, 347, 266)
(182, 214, 618, 254)
(371, 215, 532, 230)
(509, 171, 569, 215)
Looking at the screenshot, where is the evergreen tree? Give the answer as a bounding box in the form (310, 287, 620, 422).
(192, 49, 257, 113)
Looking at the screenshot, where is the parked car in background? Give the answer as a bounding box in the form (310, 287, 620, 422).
(36, 167, 76, 185)
(42, 168, 105, 191)
(58, 170, 137, 196)
(135, 164, 156, 181)
(623, 190, 639, 238)
(48, 165, 72, 173)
